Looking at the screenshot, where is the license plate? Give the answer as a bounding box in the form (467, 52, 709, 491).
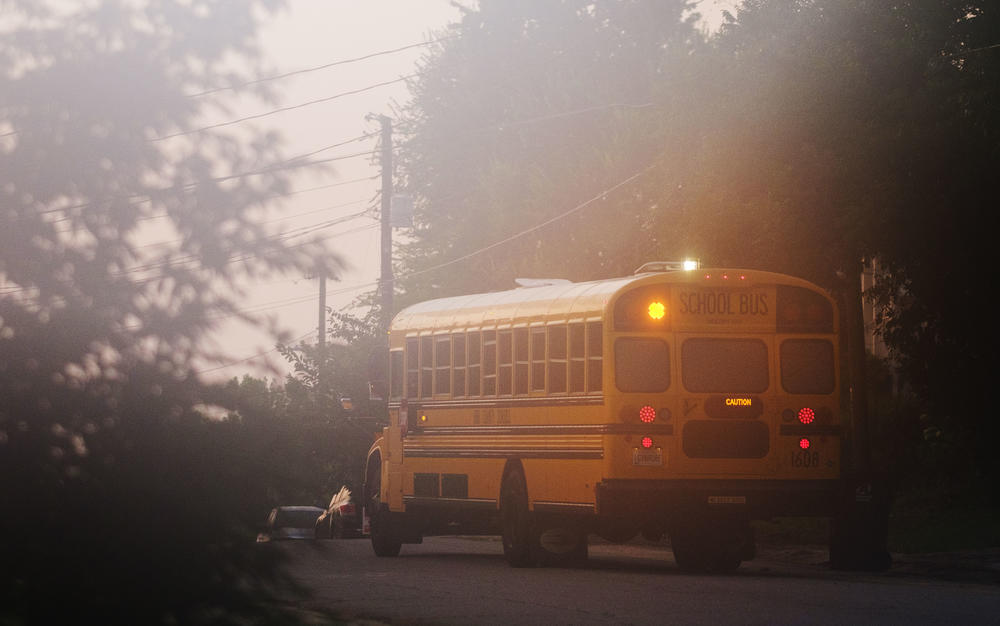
(708, 495, 746, 505)
(633, 449, 663, 466)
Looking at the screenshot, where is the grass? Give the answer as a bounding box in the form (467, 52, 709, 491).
(887, 489, 1000, 553)
(750, 490, 999, 554)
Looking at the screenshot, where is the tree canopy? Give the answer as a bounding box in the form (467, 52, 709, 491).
(393, 0, 704, 300)
(0, 0, 344, 621)
(391, 0, 999, 484)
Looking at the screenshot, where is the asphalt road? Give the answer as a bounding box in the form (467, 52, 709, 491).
(272, 536, 1000, 625)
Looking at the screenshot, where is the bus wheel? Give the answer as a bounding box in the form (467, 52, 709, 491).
(370, 504, 402, 557)
(670, 519, 746, 574)
(500, 465, 534, 567)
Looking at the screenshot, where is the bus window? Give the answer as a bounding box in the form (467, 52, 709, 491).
(780, 339, 834, 394)
(498, 330, 513, 395)
(615, 338, 669, 392)
(406, 338, 418, 399)
(514, 328, 529, 395)
(682, 338, 768, 393)
(390, 350, 403, 399)
(435, 335, 451, 395)
(587, 322, 603, 393)
(420, 336, 433, 398)
(483, 330, 497, 396)
(452, 333, 466, 397)
(569, 323, 585, 393)
(530, 327, 546, 392)
(468, 331, 481, 396)
(548, 325, 568, 394)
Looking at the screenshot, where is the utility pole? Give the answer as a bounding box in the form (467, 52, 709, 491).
(830, 258, 890, 571)
(845, 260, 872, 477)
(378, 115, 393, 334)
(317, 272, 327, 403)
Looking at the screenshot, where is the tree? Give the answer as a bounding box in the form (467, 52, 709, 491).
(392, 0, 999, 488)
(675, 0, 1000, 485)
(278, 307, 384, 418)
(0, 1, 343, 622)
(393, 0, 705, 301)
(217, 374, 372, 507)
(274, 307, 385, 500)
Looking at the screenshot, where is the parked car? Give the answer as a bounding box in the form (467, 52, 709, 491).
(315, 486, 366, 539)
(257, 505, 324, 542)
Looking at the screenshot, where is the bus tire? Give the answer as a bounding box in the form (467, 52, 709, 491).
(370, 503, 402, 557)
(500, 465, 535, 567)
(366, 454, 402, 557)
(670, 519, 745, 574)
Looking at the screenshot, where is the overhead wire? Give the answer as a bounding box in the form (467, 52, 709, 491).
(153, 75, 418, 142)
(194, 328, 317, 375)
(187, 37, 454, 98)
(0, 210, 379, 295)
(38, 133, 378, 220)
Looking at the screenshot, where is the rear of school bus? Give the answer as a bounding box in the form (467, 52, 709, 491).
(597, 268, 841, 571)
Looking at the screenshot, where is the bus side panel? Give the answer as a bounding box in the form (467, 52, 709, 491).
(401, 457, 505, 503)
(523, 458, 602, 509)
(385, 426, 405, 511)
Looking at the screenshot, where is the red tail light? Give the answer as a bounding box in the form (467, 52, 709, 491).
(798, 407, 815, 424)
(799, 438, 811, 450)
(639, 405, 656, 423)
(641, 436, 654, 449)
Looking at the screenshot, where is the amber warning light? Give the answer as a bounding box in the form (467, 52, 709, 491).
(647, 301, 666, 320)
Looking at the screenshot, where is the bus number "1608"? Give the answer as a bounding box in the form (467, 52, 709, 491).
(792, 450, 820, 468)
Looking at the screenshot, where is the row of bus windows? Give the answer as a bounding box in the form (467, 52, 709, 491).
(388, 332, 834, 399)
(616, 337, 835, 395)
(389, 322, 603, 399)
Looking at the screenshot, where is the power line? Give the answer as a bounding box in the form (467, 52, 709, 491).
(187, 37, 454, 97)
(153, 74, 418, 142)
(0, 214, 379, 296)
(403, 157, 660, 280)
(491, 102, 656, 130)
(269, 151, 664, 299)
(194, 329, 316, 375)
(129, 198, 371, 251)
(37, 143, 378, 224)
(36, 99, 648, 221)
(111, 210, 376, 279)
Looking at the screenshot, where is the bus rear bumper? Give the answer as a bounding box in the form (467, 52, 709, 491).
(595, 478, 841, 520)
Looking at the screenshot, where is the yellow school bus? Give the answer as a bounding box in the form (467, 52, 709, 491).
(363, 263, 841, 570)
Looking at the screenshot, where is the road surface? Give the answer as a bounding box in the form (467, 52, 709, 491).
(270, 536, 1000, 625)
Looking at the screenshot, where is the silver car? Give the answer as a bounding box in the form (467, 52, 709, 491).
(258, 506, 324, 542)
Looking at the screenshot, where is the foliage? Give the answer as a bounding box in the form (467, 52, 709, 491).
(0, 0, 344, 621)
(392, 0, 1000, 487)
(697, 0, 1000, 486)
(215, 375, 374, 507)
(267, 306, 386, 502)
(393, 0, 705, 302)
(277, 307, 385, 419)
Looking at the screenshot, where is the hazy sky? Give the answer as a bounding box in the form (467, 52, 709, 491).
(200, 1, 462, 381)
(203, 0, 732, 382)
